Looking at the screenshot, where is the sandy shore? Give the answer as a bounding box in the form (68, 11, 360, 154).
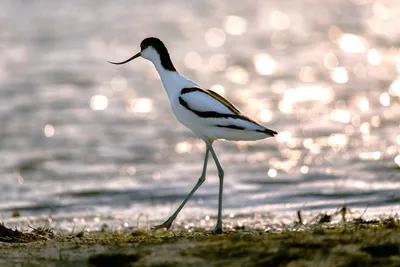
(0, 217, 399, 267)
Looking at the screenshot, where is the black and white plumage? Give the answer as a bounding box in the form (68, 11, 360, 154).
(109, 37, 277, 233)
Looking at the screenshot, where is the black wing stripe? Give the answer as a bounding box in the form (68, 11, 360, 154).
(256, 128, 278, 136)
(181, 87, 200, 95)
(216, 124, 246, 130)
(179, 96, 245, 119)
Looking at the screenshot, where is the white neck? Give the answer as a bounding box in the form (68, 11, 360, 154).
(150, 57, 197, 99)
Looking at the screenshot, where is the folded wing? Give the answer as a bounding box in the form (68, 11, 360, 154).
(179, 87, 277, 138)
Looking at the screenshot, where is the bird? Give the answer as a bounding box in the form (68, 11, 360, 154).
(108, 37, 277, 233)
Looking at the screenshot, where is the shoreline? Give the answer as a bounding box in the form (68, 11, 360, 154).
(1, 216, 399, 267)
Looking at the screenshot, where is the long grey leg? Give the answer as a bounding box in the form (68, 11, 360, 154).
(151, 145, 210, 230)
(208, 144, 224, 233)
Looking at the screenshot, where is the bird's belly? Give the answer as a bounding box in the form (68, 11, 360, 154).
(171, 99, 214, 140)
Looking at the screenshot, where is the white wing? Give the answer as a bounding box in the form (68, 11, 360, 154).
(179, 87, 241, 115)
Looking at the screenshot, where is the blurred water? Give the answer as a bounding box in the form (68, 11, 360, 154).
(0, 0, 399, 231)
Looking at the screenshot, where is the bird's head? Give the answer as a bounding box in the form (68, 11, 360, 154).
(108, 37, 174, 71)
